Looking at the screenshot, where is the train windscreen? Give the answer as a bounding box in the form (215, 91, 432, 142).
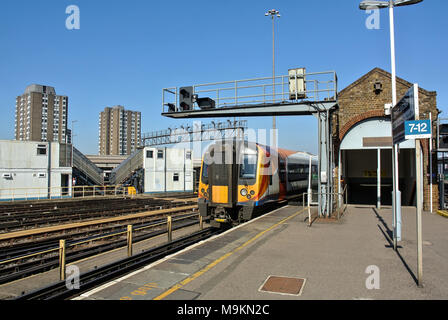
(239, 154, 257, 179)
(201, 162, 209, 183)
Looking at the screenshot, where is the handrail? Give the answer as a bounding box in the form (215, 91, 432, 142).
(0, 185, 128, 202)
(73, 147, 103, 185)
(110, 149, 144, 185)
(301, 184, 348, 226)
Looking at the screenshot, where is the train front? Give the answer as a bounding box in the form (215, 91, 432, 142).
(198, 140, 260, 227)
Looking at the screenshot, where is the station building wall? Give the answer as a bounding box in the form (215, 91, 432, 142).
(332, 68, 438, 211)
(0, 140, 73, 200)
(143, 147, 193, 193)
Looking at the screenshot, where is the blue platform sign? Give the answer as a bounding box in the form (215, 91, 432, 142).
(404, 119, 431, 139)
(392, 85, 417, 144)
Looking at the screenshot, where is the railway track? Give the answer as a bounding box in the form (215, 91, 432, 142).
(0, 197, 196, 233)
(15, 227, 220, 300)
(0, 205, 197, 246)
(0, 213, 202, 285)
(0, 210, 197, 260)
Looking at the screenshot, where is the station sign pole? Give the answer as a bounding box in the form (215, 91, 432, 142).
(392, 84, 420, 248)
(403, 84, 424, 287)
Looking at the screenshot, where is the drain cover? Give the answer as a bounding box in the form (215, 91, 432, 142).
(259, 276, 306, 296)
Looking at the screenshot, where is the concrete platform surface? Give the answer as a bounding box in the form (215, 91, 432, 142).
(74, 205, 448, 300)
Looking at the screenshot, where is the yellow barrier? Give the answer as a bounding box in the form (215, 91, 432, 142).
(436, 210, 448, 218)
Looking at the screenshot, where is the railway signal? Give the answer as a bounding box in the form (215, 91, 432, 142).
(179, 86, 195, 111)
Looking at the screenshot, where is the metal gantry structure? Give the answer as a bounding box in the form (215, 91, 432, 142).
(161, 70, 338, 217)
(141, 120, 247, 147)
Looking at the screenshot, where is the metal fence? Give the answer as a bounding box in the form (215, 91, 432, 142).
(302, 185, 348, 226)
(0, 185, 129, 202)
(73, 147, 104, 186)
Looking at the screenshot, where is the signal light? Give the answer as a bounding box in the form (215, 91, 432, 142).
(166, 103, 176, 112)
(179, 86, 194, 111)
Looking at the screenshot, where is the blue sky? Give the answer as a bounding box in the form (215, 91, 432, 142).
(0, 0, 446, 156)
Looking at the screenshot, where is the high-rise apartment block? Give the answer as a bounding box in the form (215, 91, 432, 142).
(98, 106, 141, 155)
(15, 84, 69, 143)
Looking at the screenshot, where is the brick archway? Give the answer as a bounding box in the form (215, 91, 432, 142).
(339, 110, 386, 141)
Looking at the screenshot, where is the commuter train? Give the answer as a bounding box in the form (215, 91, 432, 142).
(198, 140, 318, 226)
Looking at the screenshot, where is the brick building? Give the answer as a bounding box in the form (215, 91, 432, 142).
(98, 105, 141, 156)
(333, 67, 438, 211)
(15, 84, 69, 143)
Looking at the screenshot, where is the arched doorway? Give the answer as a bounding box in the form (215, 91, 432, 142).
(339, 118, 416, 206)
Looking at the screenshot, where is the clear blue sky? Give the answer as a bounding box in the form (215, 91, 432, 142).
(0, 0, 446, 156)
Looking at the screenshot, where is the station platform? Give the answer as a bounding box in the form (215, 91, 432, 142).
(74, 204, 448, 300)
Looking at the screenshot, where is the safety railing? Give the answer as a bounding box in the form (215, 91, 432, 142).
(73, 147, 104, 186)
(0, 185, 129, 202)
(110, 149, 144, 185)
(0, 212, 203, 281)
(162, 70, 337, 113)
(302, 185, 348, 226)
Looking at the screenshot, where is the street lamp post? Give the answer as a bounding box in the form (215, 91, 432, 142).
(359, 0, 423, 286)
(265, 9, 280, 148)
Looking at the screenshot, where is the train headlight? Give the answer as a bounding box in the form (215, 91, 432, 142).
(247, 194, 251, 199)
(201, 188, 205, 194)
(250, 190, 255, 195)
(240, 188, 248, 196)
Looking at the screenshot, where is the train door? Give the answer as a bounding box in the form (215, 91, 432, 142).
(208, 142, 238, 206)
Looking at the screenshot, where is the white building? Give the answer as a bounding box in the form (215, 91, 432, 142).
(0, 140, 73, 200)
(144, 147, 193, 193)
(110, 147, 194, 193)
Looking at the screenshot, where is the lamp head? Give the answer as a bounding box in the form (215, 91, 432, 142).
(359, 0, 423, 9)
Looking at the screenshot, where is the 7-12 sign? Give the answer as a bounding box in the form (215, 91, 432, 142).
(404, 119, 431, 140)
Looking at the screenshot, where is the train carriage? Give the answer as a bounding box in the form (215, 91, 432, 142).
(198, 140, 317, 226)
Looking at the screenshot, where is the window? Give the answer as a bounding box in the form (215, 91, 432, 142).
(186, 151, 192, 160)
(287, 162, 309, 182)
(37, 144, 47, 155)
(146, 150, 153, 158)
(239, 154, 257, 179)
(201, 162, 209, 180)
(157, 150, 164, 159)
(173, 173, 179, 182)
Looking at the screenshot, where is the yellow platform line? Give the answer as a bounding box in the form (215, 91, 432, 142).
(153, 207, 306, 300)
(436, 210, 448, 218)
